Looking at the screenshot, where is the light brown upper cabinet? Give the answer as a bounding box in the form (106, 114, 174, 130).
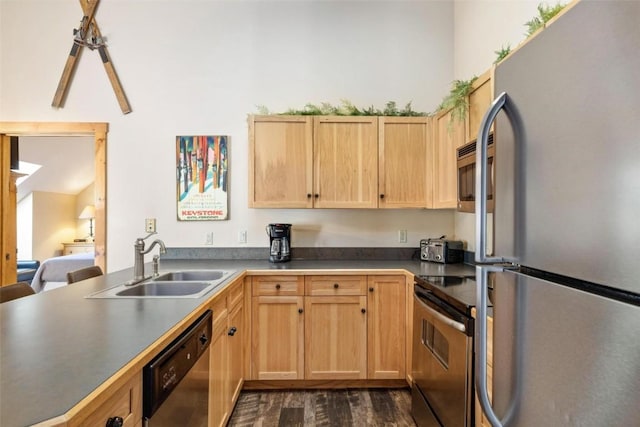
(378, 117, 432, 208)
(313, 116, 378, 209)
(467, 68, 494, 143)
(433, 108, 466, 209)
(248, 115, 313, 208)
(249, 115, 461, 210)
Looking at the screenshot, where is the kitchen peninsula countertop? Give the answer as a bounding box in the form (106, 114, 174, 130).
(0, 257, 475, 426)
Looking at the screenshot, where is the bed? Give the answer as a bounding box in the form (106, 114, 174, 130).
(30, 252, 95, 293)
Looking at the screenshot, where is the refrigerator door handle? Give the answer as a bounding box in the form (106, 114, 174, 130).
(476, 265, 504, 427)
(475, 91, 517, 263)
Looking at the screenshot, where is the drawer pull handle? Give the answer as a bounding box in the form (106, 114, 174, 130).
(228, 327, 237, 336)
(333, 283, 339, 289)
(298, 308, 303, 314)
(369, 287, 374, 292)
(275, 284, 281, 290)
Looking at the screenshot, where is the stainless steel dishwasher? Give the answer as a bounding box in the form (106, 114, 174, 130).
(143, 310, 212, 427)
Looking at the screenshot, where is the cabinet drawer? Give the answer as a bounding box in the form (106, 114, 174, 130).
(252, 276, 304, 296)
(305, 275, 367, 296)
(75, 371, 141, 427)
(227, 279, 244, 311)
(211, 297, 229, 338)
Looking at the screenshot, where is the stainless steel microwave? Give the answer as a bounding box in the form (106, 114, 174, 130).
(456, 134, 494, 213)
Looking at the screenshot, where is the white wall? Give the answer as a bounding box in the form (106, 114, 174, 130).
(453, 0, 540, 80)
(1, 1, 457, 271)
(452, 0, 540, 251)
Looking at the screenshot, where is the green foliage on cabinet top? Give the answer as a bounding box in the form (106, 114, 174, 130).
(255, 100, 429, 117)
(525, 2, 567, 37)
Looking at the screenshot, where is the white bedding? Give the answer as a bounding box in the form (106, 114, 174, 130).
(30, 252, 95, 293)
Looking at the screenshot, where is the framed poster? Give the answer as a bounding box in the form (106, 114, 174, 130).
(176, 135, 229, 220)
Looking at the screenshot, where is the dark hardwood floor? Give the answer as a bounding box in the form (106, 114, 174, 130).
(227, 388, 416, 427)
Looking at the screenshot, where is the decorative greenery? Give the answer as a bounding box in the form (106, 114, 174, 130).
(437, 77, 478, 123)
(525, 2, 567, 37)
(494, 45, 511, 64)
(255, 99, 428, 117)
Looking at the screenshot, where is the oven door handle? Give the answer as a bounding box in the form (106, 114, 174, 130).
(414, 293, 467, 333)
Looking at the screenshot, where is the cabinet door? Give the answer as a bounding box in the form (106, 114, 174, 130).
(313, 116, 378, 208)
(467, 69, 494, 143)
(74, 371, 141, 427)
(433, 109, 466, 208)
(251, 296, 304, 379)
(304, 295, 367, 379)
(248, 115, 313, 208)
(367, 275, 406, 379)
(227, 301, 244, 406)
(209, 298, 229, 427)
(378, 117, 432, 208)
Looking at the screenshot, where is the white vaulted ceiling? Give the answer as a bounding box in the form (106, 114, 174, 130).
(16, 136, 94, 201)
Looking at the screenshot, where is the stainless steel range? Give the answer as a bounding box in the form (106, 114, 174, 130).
(411, 275, 478, 427)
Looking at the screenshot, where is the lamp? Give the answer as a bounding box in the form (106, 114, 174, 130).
(79, 205, 96, 242)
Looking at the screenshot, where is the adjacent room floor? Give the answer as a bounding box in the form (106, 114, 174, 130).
(227, 388, 416, 427)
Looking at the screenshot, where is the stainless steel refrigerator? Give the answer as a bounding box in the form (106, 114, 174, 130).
(473, 1, 640, 426)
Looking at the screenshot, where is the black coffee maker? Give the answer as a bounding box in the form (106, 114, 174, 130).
(266, 223, 291, 263)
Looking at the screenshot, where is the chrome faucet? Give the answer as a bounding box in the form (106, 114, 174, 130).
(133, 232, 167, 281)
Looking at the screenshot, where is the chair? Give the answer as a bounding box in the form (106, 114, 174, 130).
(67, 266, 104, 284)
(0, 282, 36, 303)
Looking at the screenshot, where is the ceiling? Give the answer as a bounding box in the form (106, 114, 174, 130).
(16, 136, 94, 201)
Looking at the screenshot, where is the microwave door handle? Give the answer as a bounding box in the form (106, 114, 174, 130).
(475, 91, 519, 263)
(475, 266, 504, 427)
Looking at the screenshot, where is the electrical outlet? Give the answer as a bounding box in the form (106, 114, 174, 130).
(238, 230, 247, 244)
(398, 229, 407, 243)
(145, 218, 156, 233)
(205, 232, 214, 245)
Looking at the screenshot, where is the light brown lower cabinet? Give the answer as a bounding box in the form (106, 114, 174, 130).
(251, 294, 305, 380)
(227, 301, 244, 403)
(71, 371, 141, 427)
(209, 295, 230, 427)
(250, 274, 406, 381)
(475, 314, 494, 427)
(367, 275, 406, 379)
(304, 295, 368, 379)
(209, 279, 245, 427)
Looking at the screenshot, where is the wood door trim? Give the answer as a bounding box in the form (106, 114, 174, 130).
(0, 121, 108, 273)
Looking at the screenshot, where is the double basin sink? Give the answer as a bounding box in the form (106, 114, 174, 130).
(87, 270, 236, 299)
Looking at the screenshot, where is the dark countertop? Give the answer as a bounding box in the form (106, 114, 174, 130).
(0, 258, 474, 427)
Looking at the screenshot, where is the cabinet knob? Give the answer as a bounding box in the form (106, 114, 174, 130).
(314, 194, 319, 198)
(369, 287, 374, 292)
(333, 283, 339, 289)
(228, 327, 237, 336)
(275, 284, 281, 290)
(307, 193, 312, 198)
(380, 194, 385, 199)
(361, 308, 366, 314)
(106, 417, 124, 427)
(298, 308, 303, 314)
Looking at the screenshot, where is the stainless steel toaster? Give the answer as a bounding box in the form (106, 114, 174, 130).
(420, 238, 464, 263)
